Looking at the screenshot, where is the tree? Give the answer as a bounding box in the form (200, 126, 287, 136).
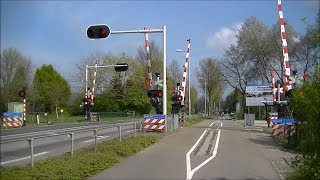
(290, 68, 320, 179)
(34, 65, 71, 113)
(168, 59, 182, 84)
(190, 86, 198, 114)
(136, 40, 163, 88)
(72, 51, 111, 96)
(197, 58, 224, 113)
(294, 12, 320, 74)
(0, 47, 32, 112)
(268, 18, 299, 81)
(222, 88, 243, 113)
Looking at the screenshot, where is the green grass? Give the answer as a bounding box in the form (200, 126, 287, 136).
(184, 116, 208, 127)
(0, 134, 161, 180)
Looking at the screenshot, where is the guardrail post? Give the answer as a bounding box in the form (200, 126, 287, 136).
(28, 138, 34, 167)
(70, 133, 74, 156)
(94, 129, 98, 153)
(119, 125, 122, 142)
(134, 122, 136, 138)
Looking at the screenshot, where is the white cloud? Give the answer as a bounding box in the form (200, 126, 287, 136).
(205, 22, 242, 53)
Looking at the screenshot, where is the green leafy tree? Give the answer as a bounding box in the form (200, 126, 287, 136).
(34, 65, 71, 113)
(197, 58, 224, 113)
(0, 47, 32, 112)
(290, 68, 320, 179)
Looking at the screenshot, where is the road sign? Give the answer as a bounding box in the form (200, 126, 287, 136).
(272, 118, 296, 125)
(246, 84, 272, 94)
(3, 112, 22, 117)
(246, 95, 273, 106)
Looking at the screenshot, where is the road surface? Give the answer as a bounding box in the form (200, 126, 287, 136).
(90, 118, 298, 180)
(1, 121, 139, 167)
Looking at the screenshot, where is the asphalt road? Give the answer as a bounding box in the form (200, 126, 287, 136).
(90, 118, 297, 180)
(0, 121, 140, 167)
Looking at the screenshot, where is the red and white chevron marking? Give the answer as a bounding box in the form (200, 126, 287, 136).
(144, 27, 153, 89)
(272, 124, 296, 137)
(142, 118, 165, 131)
(272, 124, 283, 130)
(2, 117, 23, 127)
(180, 38, 191, 104)
(277, 0, 292, 91)
(284, 125, 296, 136)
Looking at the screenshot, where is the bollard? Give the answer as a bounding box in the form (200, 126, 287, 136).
(70, 133, 74, 156)
(28, 138, 34, 167)
(94, 129, 97, 153)
(119, 125, 122, 142)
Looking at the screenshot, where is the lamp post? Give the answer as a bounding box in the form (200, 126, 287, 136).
(199, 77, 207, 116)
(176, 49, 191, 118)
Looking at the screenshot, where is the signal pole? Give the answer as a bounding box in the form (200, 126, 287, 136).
(86, 25, 167, 115)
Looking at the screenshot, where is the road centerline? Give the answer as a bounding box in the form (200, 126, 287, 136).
(0, 152, 49, 165)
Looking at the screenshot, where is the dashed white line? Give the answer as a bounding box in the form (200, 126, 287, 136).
(82, 136, 109, 143)
(1, 152, 49, 165)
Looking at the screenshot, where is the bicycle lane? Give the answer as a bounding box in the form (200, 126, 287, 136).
(89, 119, 218, 180)
(192, 120, 281, 180)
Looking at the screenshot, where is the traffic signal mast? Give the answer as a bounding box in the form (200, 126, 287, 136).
(147, 73, 163, 114)
(171, 83, 183, 114)
(19, 88, 27, 126)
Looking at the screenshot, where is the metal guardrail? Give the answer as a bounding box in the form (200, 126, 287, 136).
(1, 121, 139, 167)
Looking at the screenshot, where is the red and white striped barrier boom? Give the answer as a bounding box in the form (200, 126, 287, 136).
(90, 59, 98, 104)
(180, 38, 191, 105)
(144, 27, 153, 90)
(272, 72, 276, 102)
(277, 0, 292, 91)
(23, 97, 26, 126)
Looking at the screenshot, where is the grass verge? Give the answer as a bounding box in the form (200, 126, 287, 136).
(184, 116, 209, 127)
(0, 135, 160, 180)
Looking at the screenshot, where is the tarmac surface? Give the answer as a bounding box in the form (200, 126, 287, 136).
(89, 118, 299, 180)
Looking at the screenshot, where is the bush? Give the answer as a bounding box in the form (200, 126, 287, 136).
(288, 68, 320, 179)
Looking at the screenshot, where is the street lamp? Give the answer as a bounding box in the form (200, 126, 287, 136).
(176, 49, 191, 118)
(199, 77, 207, 116)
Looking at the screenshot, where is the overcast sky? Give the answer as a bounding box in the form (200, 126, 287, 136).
(1, 0, 319, 95)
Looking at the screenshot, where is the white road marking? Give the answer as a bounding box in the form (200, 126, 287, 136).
(186, 130, 207, 179)
(82, 136, 109, 143)
(1, 152, 49, 165)
(126, 130, 134, 133)
(186, 121, 222, 180)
